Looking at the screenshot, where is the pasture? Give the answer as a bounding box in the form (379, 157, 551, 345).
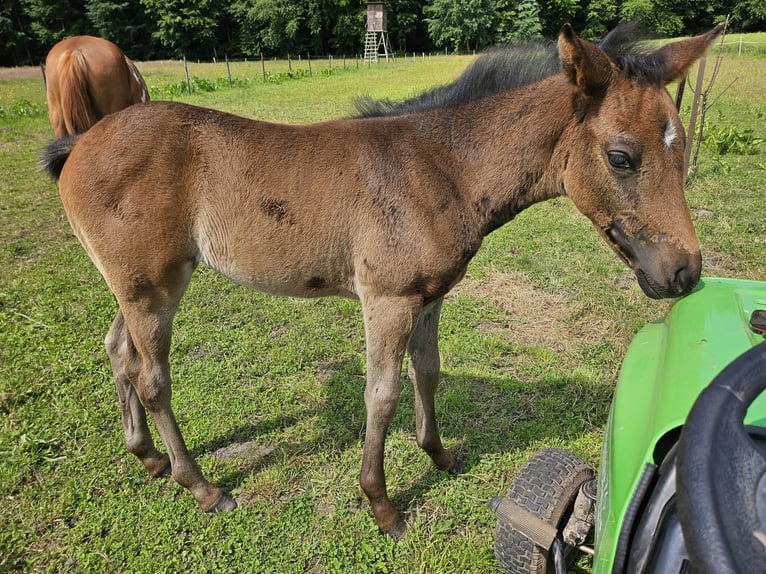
(1, 38, 765, 573)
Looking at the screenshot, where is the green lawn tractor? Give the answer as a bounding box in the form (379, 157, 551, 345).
(492, 277, 766, 573)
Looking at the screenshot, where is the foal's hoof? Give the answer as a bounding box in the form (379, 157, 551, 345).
(448, 457, 465, 476)
(382, 518, 407, 540)
(206, 492, 238, 513)
(148, 456, 171, 479)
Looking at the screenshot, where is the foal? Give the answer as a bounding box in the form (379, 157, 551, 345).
(42, 24, 722, 535)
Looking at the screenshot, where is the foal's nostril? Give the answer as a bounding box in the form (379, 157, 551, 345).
(674, 265, 689, 293)
(671, 257, 701, 296)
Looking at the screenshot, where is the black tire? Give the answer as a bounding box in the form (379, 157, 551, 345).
(494, 448, 595, 574)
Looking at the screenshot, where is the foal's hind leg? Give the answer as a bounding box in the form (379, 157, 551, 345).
(106, 311, 170, 478)
(111, 264, 236, 513)
(406, 298, 457, 473)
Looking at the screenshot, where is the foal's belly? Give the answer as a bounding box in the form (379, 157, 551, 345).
(194, 227, 357, 299)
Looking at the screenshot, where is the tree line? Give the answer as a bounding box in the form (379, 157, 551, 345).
(2, 0, 764, 67)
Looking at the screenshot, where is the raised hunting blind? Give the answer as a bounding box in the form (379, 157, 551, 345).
(365, 2, 390, 63)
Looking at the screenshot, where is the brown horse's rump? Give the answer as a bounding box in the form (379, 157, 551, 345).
(44, 35, 149, 137)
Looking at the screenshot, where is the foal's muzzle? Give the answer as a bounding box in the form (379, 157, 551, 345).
(607, 224, 701, 299)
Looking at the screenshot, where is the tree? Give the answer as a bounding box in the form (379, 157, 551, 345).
(383, 0, 427, 53)
(86, 0, 159, 59)
(229, 0, 364, 57)
(139, 0, 221, 58)
(229, 0, 304, 55)
(581, 0, 619, 39)
(304, 0, 362, 55)
(619, 0, 693, 37)
(21, 0, 91, 46)
(0, 0, 36, 65)
(327, 0, 365, 55)
(731, 0, 766, 31)
(508, 0, 544, 42)
(537, 0, 580, 37)
(424, 0, 498, 52)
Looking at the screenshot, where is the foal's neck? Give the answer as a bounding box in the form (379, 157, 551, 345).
(420, 74, 576, 236)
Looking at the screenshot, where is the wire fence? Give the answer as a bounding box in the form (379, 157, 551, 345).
(130, 33, 766, 99)
(719, 37, 766, 56)
(145, 50, 460, 97)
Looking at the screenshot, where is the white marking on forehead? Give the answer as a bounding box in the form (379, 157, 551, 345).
(664, 121, 677, 148)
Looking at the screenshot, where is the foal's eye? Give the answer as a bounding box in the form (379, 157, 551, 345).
(607, 151, 633, 170)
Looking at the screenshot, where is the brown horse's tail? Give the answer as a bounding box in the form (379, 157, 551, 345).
(41, 135, 81, 181)
(58, 50, 99, 135)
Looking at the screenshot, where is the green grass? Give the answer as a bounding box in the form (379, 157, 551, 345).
(1, 41, 765, 573)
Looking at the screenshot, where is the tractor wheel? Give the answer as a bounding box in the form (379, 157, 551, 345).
(494, 448, 595, 574)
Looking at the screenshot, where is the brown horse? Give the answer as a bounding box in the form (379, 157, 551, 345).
(44, 35, 149, 137)
(42, 24, 722, 535)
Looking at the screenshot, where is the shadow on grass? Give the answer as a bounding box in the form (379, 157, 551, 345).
(186, 353, 612, 506)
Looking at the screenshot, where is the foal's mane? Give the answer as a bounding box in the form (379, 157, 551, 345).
(355, 23, 666, 118)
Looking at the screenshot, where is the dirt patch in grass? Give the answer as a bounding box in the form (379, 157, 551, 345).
(213, 441, 277, 463)
(0, 66, 41, 80)
(453, 270, 616, 351)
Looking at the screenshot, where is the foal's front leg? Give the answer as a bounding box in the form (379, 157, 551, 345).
(359, 294, 422, 536)
(406, 298, 457, 473)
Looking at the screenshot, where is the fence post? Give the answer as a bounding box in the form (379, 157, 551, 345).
(225, 54, 232, 88)
(308, 53, 312, 76)
(261, 53, 266, 81)
(183, 55, 191, 95)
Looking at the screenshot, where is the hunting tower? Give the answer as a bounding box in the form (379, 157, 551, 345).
(365, 2, 391, 63)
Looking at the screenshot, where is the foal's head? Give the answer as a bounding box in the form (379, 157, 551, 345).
(558, 23, 723, 299)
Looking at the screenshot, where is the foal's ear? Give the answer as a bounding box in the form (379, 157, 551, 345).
(558, 23, 612, 96)
(652, 23, 726, 84)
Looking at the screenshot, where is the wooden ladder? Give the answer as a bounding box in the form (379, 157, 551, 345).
(364, 31, 379, 63)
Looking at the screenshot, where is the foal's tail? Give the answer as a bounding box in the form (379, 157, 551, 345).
(58, 50, 100, 135)
(41, 135, 81, 181)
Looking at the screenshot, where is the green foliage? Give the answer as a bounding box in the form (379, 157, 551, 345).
(230, 0, 305, 55)
(424, 0, 498, 52)
(537, 0, 581, 36)
(619, 0, 686, 36)
(150, 75, 247, 98)
(19, 0, 91, 45)
(3, 0, 761, 65)
(229, 0, 365, 58)
(499, 0, 544, 42)
(147, 64, 360, 100)
(85, 0, 160, 60)
(139, 0, 223, 57)
(581, 0, 620, 38)
(703, 123, 766, 155)
(0, 98, 45, 119)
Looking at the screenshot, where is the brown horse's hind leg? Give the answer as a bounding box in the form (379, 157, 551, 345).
(111, 264, 236, 513)
(359, 293, 423, 536)
(406, 298, 457, 473)
(106, 310, 170, 478)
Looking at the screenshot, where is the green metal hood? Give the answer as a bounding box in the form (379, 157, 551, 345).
(593, 277, 766, 573)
